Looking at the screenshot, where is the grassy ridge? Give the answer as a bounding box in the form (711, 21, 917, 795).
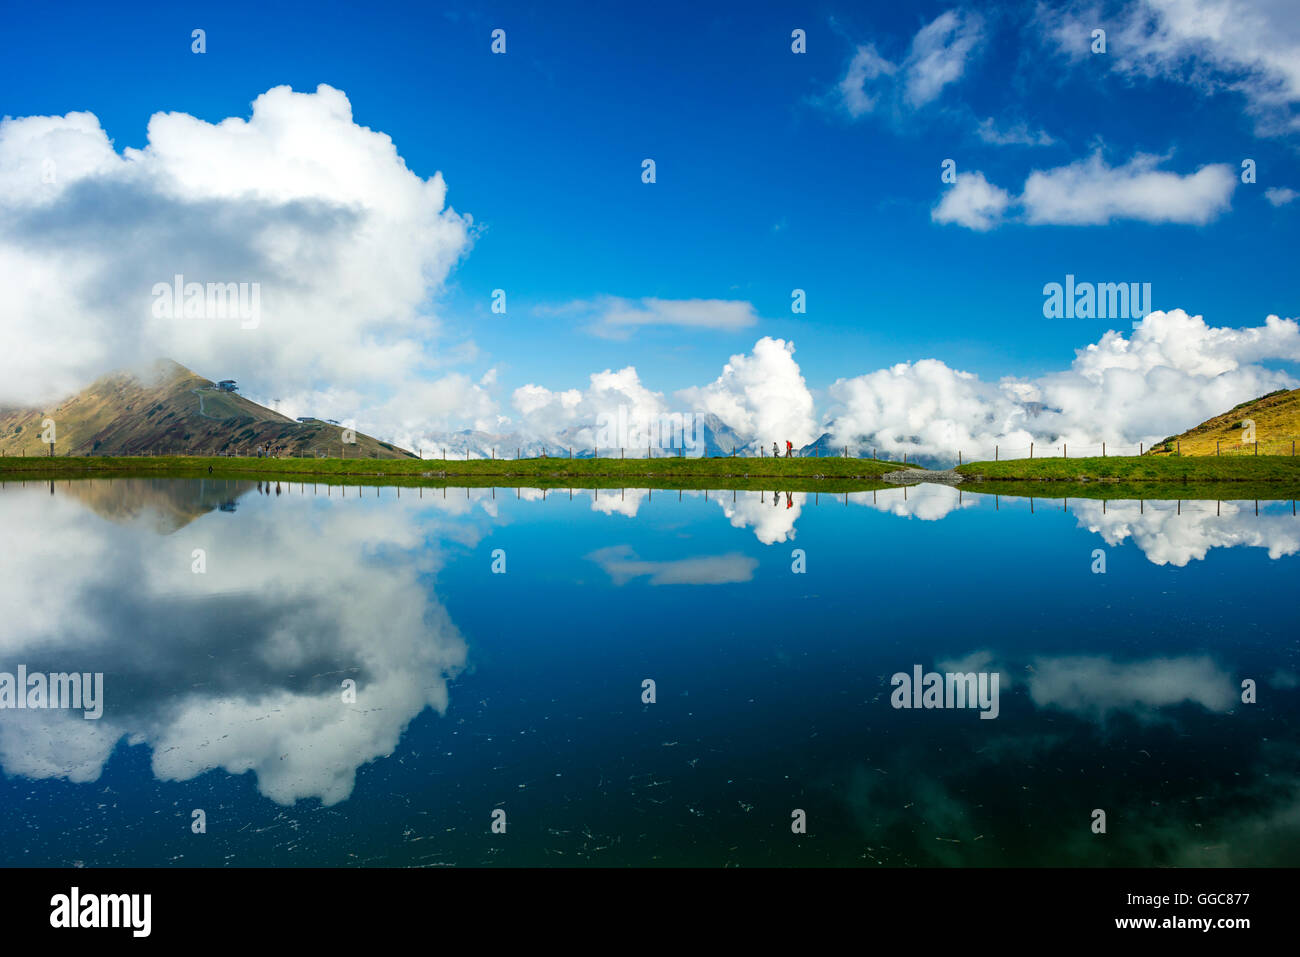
(1149, 387, 1300, 457)
(955, 456, 1300, 499)
(0, 454, 906, 491)
(955, 480, 1300, 502)
(955, 454, 1300, 483)
(7, 453, 1299, 498)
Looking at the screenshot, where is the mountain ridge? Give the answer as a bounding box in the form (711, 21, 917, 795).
(0, 359, 415, 459)
(1151, 388, 1300, 456)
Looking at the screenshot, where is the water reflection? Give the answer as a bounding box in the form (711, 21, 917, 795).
(0, 479, 467, 806)
(0, 477, 1296, 866)
(1073, 497, 1300, 566)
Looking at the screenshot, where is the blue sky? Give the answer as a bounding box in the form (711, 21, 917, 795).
(1, 0, 1298, 453)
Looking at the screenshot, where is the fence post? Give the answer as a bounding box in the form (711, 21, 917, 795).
(1140, 442, 1143, 455)
(1063, 444, 1067, 459)
(995, 445, 998, 461)
(958, 450, 962, 466)
(1030, 442, 1034, 459)
(1102, 442, 1105, 457)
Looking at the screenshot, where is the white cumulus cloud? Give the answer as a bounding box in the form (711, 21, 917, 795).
(934, 152, 1237, 230)
(0, 84, 477, 439)
(826, 309, 1300, 460)
(678, 337, 819, 449)
(1021, 151, 1237, 225)
(931, 170, 1013, 230)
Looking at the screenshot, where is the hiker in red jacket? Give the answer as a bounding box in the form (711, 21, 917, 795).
(785, 440, 793, 458)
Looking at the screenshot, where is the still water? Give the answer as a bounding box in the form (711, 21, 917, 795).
(1, 477, 1297, 866)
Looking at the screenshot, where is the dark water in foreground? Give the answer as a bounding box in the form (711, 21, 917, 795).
(0, 477, 1297, 866)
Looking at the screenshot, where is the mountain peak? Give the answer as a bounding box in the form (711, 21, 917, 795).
(0, 360, 414, 459)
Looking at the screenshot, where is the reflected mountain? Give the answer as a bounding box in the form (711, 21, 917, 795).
(24, 476, 258, 534)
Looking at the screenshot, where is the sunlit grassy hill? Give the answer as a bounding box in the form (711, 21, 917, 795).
(1149, 388, 1300, 457)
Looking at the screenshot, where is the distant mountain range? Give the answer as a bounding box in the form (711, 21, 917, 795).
(18, 358, 1221, 467)
(0, 359, 414, 459)
(0, 359, 768, 462)
(414, 413, 751, 460)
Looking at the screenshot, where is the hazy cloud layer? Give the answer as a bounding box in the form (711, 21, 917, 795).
(540, 296, 762, 339)
(835, 9, 984, 116)
(588, 545, 758, 585)
(679, 337, 819, 449)
(1038, 0, 1300, 137)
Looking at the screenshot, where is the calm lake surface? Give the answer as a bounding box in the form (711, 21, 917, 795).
(1, 477, 1297, 866)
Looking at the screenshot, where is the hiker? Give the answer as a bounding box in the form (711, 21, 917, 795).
(785, 440, 793, 458)
(772, 441, 779, 458)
